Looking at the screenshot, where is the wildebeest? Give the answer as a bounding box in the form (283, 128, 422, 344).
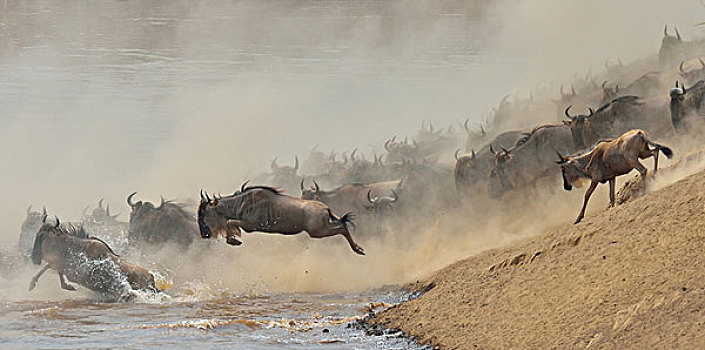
(300, 178, 403, 215)
(659, 25, 686, 68)
(454, 130, 524, 197)
(29, 217, 157, 300)
(18, 206, 48, 258)
(557, 129, 673, 224)
(487, 124, 576, 199)
(670, 80, 705, 133)
(82, 199, 121, 225)
(127, 192, 197, 250)
(198, 184, 364, 255)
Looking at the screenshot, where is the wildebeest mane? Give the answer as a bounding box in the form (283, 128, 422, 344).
(516, 124, 563, 148)
(595, 95, 642, 114)
(239, 185, 283, 195)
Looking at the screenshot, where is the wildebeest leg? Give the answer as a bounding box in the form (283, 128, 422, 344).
(575, 181, 599, 224)
(633, 160, 648, 179)
(608, 178, 616, 208)
(28, 264, 50, 291)
(652, 149, 660, 174)
(59, 273, 76, 291)
(307, 227, 365, 256)
(338, 228, 365, 256)
(224, 221, 243, 246)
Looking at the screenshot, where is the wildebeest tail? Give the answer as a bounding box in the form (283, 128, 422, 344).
(649, 141, 674, 159)
(326, 209, 356, 229)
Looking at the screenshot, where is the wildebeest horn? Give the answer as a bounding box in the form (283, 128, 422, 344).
(501, 147, 509, 154)
(200, 189, 206, 201)
(602, 80, 608, 89)
(42, 206, 47, 216)
(311, 144, 319, 153)
(390, 189, 399, 202)
(313, 181, 320, 191)
(156, 196, 165, 209)
(241, 181, 250, 193)
(127, 192, 137, 208)
(384, 140, 391, 152)
(54, 216, 60, 228)
(367, 189, 374, 203)
(675, 26, 681, 41)
(300, 178, 305, 191)
(480, 125, 485, 136)
(105, 204, 110, 216)
(587, 106, 594, 117)
(679, 61, 686, 74)
(463, 119, 470, 132)
(571, 85, 576, 95)
(294, 156, 299, 172)
(490, 144, 497, 155)
(350, 149, 357, 161)
(681, 81, 686, 95)
(27, 205, 32, 215)
(270, 157, 279, 171)
(664, 25, 668, 37)
(699, 57, 705, 69)
(98, 198, 104, 210)
(454, 148, 460, 160)
(555, 150, 567, 164)
(471, 149, 476, 159)
(564, 105, 573, 119)
(500, 94, 509, 105)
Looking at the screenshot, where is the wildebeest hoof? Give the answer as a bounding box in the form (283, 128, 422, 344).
(574, 218, 583, 224)
(226, 237, 242, 246)
(353, 246, 365, 255)
(28, 281, 36, 291)
(63, 284, 77, 291)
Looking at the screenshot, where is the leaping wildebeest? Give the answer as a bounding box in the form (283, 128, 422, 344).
(557, 129, 673, 224)
(29, 217, 158, 300)
(198, 183, 364, 255)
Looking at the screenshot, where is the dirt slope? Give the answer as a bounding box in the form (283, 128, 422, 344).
(373, 168, 705, 349)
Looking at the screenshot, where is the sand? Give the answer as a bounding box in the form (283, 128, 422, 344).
(372, 167, 705, 349)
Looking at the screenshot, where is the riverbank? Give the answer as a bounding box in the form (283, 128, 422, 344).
(371, 167, 705, 349)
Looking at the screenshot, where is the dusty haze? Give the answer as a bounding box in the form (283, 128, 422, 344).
(1, 0, 704, 293)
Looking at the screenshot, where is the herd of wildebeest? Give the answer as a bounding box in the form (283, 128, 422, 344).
(7, 26, 705, 300)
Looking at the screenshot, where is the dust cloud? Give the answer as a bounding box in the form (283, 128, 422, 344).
(1, 0, 704, 296)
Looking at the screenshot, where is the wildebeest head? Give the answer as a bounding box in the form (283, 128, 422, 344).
(85, 199, 121, 224)
(197, 190, 216, 239)
(678, 58, 705, 85)
(660, 25, 685, 68)
(270, 156, 299, 176)
(670, 80, 686, 101)
(31, 215, 59, 265)
(600, 81, 619, 104)
(556, 151, 590, 191)
(367, 189, 399, 214)
(487, 145, 513, 199)
(563, 105, 597, 150)
(300, 179, 322, 201)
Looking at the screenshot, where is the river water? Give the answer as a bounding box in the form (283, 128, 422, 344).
(0, 0, 504, 348)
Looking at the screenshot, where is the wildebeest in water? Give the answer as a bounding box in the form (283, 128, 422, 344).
(198, 183, 364, 255)
(557, 129, 673, 224)
(29, 216, 158, 301)
(127, 192, 197, 250)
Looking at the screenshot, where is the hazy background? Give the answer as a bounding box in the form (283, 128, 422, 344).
(1, 0, 703, 246)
